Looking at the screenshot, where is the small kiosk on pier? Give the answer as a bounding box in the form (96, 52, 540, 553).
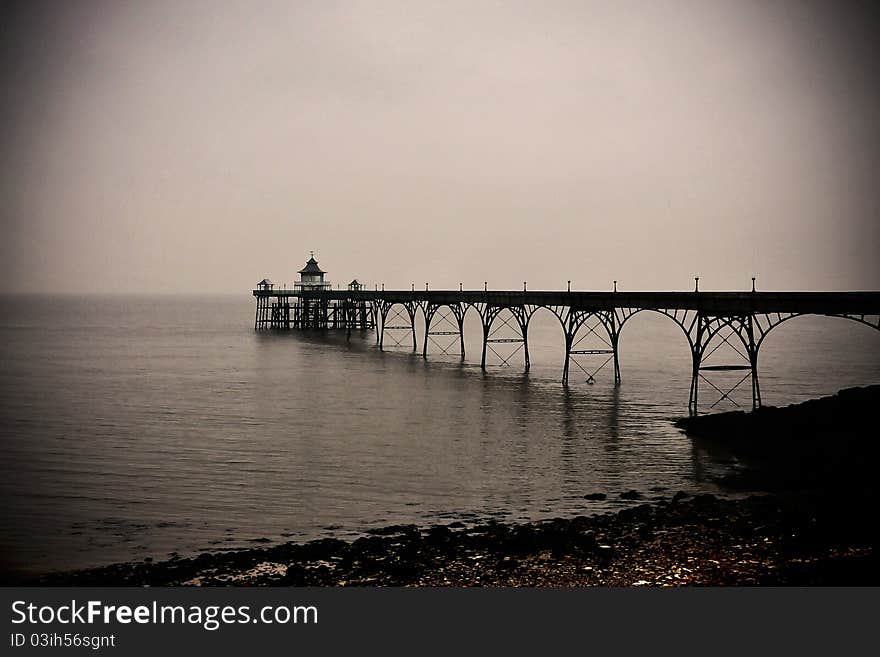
(253, 254, 375, 332)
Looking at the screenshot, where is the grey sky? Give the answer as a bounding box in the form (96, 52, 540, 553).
(2, 0, 878, 293)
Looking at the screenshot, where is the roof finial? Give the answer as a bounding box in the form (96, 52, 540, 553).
(310, 250, 315, 259)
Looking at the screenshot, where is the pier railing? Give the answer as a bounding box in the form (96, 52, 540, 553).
(254, 289, 880, 315)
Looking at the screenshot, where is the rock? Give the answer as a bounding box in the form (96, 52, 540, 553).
(386, 558, 423, 581)
(508, 526, 540, 554)
(620, 490, 642, 500)
(496, 556, 518, 570)
(298, 538, 348, 561)
(366, 524, 419, 536)
(350, 535, 388, 557)
(279, 564, 308, 585)
(692, 494, 718, 507)
(584, 492, 607, 500)
(423, 525, 453, 546)
(596, 544, 615, 564)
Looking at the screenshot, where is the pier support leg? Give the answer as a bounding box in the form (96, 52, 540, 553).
(458, 315, 465, 359)
(480, 320, 489, 371)
(751, 354, 761, 410)
(747, 314, 761, 411)
(608, 311, 621, 385)
(562, 333, 572, 386)
(255, 295, 270, 330)
(422, 305, 436, 358)
(408, 304, 418, 352)
(688, 350, 700, 416)
(750, 352, 761, 411)
(373, 301, 381, 342)
(688, 314, 706, 416)
(612, 335, 621, 386)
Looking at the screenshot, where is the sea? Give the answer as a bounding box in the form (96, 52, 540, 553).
(1, 294, 878, 577)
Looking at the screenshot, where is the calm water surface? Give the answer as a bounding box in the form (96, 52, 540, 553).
(1, 294, 878, 576)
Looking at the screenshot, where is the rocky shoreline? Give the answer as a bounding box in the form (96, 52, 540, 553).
(677, 385, 879, 491)
(26, 386, 879, 587)
(33, 489, 874, 586)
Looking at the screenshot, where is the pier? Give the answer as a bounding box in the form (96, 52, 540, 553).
(255, 257, 880, 415)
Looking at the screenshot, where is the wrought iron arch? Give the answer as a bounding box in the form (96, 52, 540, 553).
(523, 305, 570, 341)
(694, 315, 754, 357)
(615, 307, 696, 351)
(616, 309, 760, 415)
(418, 301, 467, 358)
(473, 303, 537, 371)
(754, 312, 880, 351)
(378, 300, 418, 351)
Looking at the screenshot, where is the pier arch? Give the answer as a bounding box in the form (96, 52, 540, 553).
(474, 304, 533, 371)
(418, 302, 467, 359)
(617, 308, 758, 414)
(754, 312, 880, 351)
(753, 313, 880, 405)
(616, 308, 696, 350)
(518, 306, 568, 375)
(615, 309, 694, 398)
(378, 301, 418, 351)
(553, 309, 620, 387)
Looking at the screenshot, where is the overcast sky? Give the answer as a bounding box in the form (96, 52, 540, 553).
(2, 0, 878, 293)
